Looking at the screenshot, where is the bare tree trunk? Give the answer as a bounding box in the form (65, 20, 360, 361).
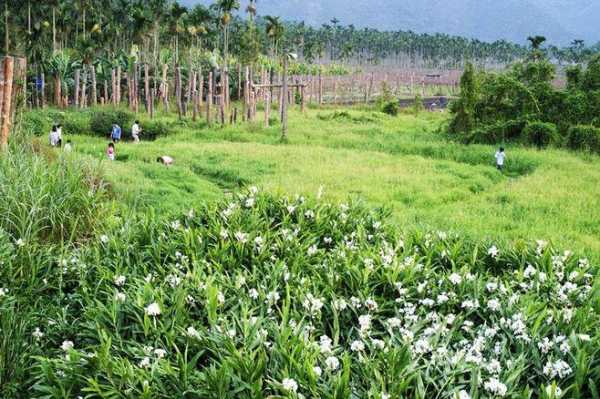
(244, 66, 250, 120)
(116, 66, 122, 104)
(80, 67, 87, 108)
(281, 57, 288, 141)
(110, 69, 115, 106)
(91, 65, 97, 106)
(175, 66, 182, 119)
(206, 71, 213, 125)
(1, 57, 14, 149)
(54, 75, 62, 107)
(41, 72, 46, 108)
(134, 63, 140, 114)
(198, 70, 204, 108)
(144, 63, 150, 114)
(300, 83, 306, 113)
(318, 70, 323, 106)
(191, 70, 197, 121)
(74, 69, 80, 107)
(103, 79, 108, 106)
(237, 64, 242, 100)
(161, 64, 169, 112)
(185, 67, 192, 116)
(264, 88, 270, 128)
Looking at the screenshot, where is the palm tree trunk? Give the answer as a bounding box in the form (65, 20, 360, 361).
(74, 69, 80, 107)
(28, 1, 31, 35)
(144, 64, 150, 114)
(4, 2, 9, 54)
(52, 7, 57, 53)
(91, 65, 97, 106)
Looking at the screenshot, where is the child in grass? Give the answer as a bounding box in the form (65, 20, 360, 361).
(495, 147, 505, 171)
(64, 140, 73, 152)
(107, 143, 115, 161)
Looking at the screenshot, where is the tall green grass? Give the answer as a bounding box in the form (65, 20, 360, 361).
(0, 144, 107, 245)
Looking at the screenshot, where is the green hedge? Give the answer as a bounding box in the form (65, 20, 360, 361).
(523, 121, 560, 148)
(567, 125, 600, 153)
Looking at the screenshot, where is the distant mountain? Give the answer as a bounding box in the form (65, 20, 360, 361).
(180, 0, 599, 46)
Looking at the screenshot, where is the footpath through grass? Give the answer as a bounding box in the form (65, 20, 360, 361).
(30, 106, 600, 261)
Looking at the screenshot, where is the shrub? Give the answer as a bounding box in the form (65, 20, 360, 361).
(462, 119, 527, 145)
(567, 125, 600, 153)
(413, 94, 424, 114)
(523, 121, 559, 148)
(89, 110, 133, 137)
(381, 100, 399, 116)
(62, 113, 89, 135)
(141, 120, 173, 141)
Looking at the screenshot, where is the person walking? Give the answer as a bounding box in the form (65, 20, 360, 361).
(111, 123, 122, 143)
(495, 147, 506, 171)
(131, 120, 142, 143)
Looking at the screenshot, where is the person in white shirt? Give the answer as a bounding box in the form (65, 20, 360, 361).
(495, 147, 506, 171)
(132, 120, 142, 143)
(49, 125, 60, 147)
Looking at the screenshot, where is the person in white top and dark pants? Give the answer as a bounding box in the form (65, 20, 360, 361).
(495, 147, 506, 171)
(132, 121, 142, 143)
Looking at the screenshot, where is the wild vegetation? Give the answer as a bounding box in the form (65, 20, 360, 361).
(449, 39, 600, 153)
(0, 0, 599, 397)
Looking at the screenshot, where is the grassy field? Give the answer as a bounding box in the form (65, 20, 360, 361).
(34, 106, 600, 260)
(3, 105, 599, 397)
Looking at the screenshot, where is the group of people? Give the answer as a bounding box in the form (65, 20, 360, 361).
(49, 124, 72, 151)
(106, 120, 142, 161)
(105, 121, 172, 165)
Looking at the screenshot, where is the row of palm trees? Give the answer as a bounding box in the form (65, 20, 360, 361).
(7, 0, 598, 72)
(3, 0, 598, 111)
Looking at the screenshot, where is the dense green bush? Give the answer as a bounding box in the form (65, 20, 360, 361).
(523, 121, 560, 148)
(140, 120, 173, 140)
(61, 112, 89, 135)
(381, 99, 399, 116)
(463, 119, 527, 145)
(89, 110, 133, 137)
(567, 125, 600, 153)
